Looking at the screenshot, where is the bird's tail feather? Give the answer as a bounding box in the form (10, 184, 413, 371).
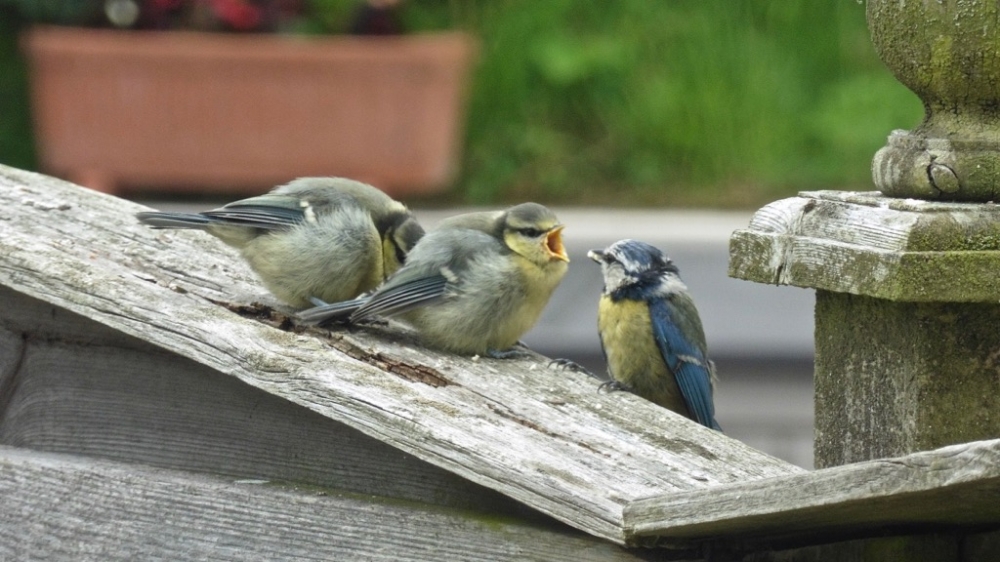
(298, 297, 369, 326)
(136, 211, 213, 229)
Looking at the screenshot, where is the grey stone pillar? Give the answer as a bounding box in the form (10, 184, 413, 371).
(726, 3, 1000, 556)
(730, 191, 1000, 468)
(729, 0, 1000, 473)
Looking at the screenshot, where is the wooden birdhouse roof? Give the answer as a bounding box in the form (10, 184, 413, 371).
(2, 165, 999, 560)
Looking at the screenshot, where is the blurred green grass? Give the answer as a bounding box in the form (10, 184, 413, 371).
(0, 1, 923, 208)
(451, 0, 922, 207)
(0, 8, 35, 171)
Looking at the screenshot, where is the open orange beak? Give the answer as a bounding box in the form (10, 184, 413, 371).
(545, 226, 569, 262)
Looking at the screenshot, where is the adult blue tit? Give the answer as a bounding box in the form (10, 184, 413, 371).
(136, 177, 424, 308)
(589, 239, 722, 431)
(299, 202, 570, 358)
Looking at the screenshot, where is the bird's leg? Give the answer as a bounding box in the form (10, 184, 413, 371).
(548, 358, 599, 379)
(484, 340, 537, 359)
(485, 347, 530, 359)
(598, 380, 634, 394)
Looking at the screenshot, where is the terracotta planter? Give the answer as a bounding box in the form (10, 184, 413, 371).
(23, 26, 477, 197)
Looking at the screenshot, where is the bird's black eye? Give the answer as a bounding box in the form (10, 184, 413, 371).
(518, 227, 545, 238)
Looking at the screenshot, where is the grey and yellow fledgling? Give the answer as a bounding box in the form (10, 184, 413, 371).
(299, 202, 570, 357)
(590, 239, 722, 430)
(136, 177, 424, 308)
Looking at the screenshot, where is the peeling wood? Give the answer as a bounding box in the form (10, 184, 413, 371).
(220, 301, 454, 388)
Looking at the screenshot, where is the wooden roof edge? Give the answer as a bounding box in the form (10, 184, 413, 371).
(623, 437, 1000, 547)
(0, 165, 801, 546)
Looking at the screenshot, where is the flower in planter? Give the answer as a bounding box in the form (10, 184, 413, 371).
(12, 0, 470, 198)
(103, 0, 300, 32)
(349, 0, 403, 36)
(5, 0, 416, 35)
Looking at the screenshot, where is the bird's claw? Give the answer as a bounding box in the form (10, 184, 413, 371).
(548, 358, 580, 370)
(598, 380, 632, 394)
(548, 358, 598, 378)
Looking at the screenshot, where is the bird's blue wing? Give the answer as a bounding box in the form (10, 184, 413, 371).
(297, 296, 369, 325)
(136, 211, 212, 229)
(136, 198, 305, 231)
(648, 297, 720, 430)
(202, 203, 305, 230)
(298, 271, 447, 325)
(351, 274, 449, 322)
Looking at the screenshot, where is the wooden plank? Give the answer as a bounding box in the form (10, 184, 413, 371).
(0, 445, 646, 562)
(0, 324, 24, 419)
(624, 438, 1000, 547)
(0, 316, 525, 516)
(0, 165, 802, 543)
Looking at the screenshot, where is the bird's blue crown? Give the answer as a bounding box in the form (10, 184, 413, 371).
(605, 239, 679, 276)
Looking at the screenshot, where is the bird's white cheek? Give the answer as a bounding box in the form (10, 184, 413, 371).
(602, 265, 630, 293)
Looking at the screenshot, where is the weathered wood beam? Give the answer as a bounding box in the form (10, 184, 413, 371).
(0, 446, 645, 562)
(0, 287, 530, 517)
(0, 165, 801, 544)
(625, 437, 1000, 547)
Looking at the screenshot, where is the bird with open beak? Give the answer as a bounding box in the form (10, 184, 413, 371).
(300, 202, 570, 358)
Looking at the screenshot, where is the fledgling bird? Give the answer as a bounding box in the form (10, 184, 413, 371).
(136, 177, 424, 308)
(299, 202, 570, 358)
(589, 239, 722, 431)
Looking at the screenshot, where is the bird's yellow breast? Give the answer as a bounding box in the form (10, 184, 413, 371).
(597, 295, 691, 418)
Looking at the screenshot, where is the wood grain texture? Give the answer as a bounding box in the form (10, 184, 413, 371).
(0, 446, 646, 562)
(0, 324, 24, 421)
(624, 438, 1000, 546)
(728, 191, 1000, 301)
(0, 316, 527, 516)
(0, 165, 801, 544)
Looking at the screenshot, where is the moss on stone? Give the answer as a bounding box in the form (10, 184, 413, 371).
(733, 191, 1000, 469)
(815, 291, 1000, 468)
(867, 0, 1000, 200)
(730, 193, 1000, 301)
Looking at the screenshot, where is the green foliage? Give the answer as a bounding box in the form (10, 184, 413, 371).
(0, 8, 35, 170)
(299, 0, 359, 34)
(0, 0, 104, 25)
(456, 0, 923, 206)
(0, 0, 925, 208)
(301, 0, 457, 34)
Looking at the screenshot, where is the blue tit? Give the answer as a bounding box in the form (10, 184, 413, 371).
(299, 202, 570, 358)
(589, 239, 722, 431)
(136, 177, 424, 308)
